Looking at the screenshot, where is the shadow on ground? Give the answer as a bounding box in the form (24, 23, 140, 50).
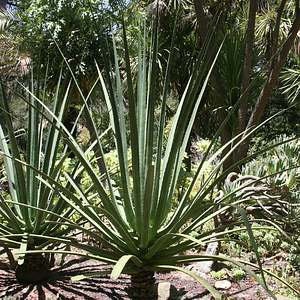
(0, 258, 129, 299)
(0, 258, 210, 299)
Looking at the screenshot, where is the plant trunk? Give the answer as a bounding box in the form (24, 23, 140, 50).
(63, 104, 79, 158)
(238, 7, 300, 160)
(238, 0, 258, 135)
(193, 0, 209, 47)
(15, 253, 51, 284)
(129, 271, 157, 300)
(0, 0, 7, 10)
(268, 0, 287, 62)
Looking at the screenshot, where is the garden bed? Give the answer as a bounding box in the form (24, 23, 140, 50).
(0, 253, 292, 300)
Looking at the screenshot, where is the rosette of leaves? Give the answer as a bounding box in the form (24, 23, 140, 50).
(0, 76, 78, 284)
(21, 21, 300, 299)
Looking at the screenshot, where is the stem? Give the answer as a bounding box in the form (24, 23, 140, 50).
(239, 7, 300, 159)
(129, 271, 157, 300)
(238, 0, 258, 135)
(15, 252, 51, 284)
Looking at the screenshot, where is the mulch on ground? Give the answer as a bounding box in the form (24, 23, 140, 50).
(0, 255, 273, 299)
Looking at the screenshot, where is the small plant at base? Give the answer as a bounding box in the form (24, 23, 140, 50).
(211, 269, 228, 280)
(231, 268, 246, 281)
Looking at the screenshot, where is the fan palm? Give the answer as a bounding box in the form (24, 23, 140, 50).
(280, 65, 300, 104)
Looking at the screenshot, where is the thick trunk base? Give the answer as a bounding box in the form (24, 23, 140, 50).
(15, 253, 51, 284)
(129, 271, 157, 300)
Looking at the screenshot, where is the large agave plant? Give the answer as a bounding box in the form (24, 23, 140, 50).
(0, 77, 79, 283)
(15, 22, 299, 299)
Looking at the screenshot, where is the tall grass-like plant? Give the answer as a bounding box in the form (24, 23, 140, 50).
(17, 22, 299, 299)
(0, 77, 78, 283)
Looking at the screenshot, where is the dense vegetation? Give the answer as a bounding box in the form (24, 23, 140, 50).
(0, 0, 299, 299)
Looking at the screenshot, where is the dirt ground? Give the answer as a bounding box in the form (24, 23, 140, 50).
(0, 255, 281, 300)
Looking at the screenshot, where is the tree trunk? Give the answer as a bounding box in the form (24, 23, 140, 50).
(15, 253, 51, 284)
(268, 0, 288, 62)
(193, 0, 210, 47)
(221, 124, 235, 172)
(0, 0, 7, 10)
(63, 104, 79, 158)
(238, 7, 300, 159)
(238, 0, 258, 135)
(129, 271, 157, 300)
(64, 82, 84, 158)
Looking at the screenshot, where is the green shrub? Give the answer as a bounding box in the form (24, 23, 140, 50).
(231, 268, 246, 281)
(211, 269, 228, 280)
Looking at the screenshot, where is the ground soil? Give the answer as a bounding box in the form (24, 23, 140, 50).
(0, 253, 277, 300)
